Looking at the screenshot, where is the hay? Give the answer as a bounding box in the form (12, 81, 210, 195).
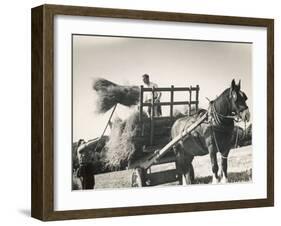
(103, 113, 189, 169)
(104, 111, 149, 169)
(93, 78, 140, 113)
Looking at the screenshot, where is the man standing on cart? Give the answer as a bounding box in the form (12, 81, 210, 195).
(142, 74, 162, 117)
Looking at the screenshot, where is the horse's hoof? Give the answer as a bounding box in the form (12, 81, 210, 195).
(220, 177, 228, 184)
(182, 175, 188, 186)
(212, 178, 219, 185)
(219, 169, 223, 178)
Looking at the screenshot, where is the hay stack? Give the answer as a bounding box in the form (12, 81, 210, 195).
(93, 78, 140, 113)
(103, 111, 188, 169)
(104, 111, 149, 169)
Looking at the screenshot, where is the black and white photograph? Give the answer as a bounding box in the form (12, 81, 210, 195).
(29, 3, 275, 221)
(72, 35, 252, 190)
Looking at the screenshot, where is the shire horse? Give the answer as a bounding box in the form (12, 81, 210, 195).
(171, 79, 250, 185)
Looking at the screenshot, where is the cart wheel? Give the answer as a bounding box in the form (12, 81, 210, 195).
(131, 168, 145, 187)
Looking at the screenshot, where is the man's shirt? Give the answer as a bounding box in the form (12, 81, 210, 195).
(144, 81, 161, 102)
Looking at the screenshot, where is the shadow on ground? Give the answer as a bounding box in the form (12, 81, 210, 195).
(194, 170, 252, 184)
(18, 209, 30, 217)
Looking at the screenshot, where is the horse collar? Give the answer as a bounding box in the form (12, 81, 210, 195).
(209, 101, 239, 126)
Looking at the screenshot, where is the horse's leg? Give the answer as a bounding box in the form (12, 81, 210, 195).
(209, 145, 219, 184)
(174, 145, 184, 185)
(174, 142, 191, 185)
(183, 156, 194, 185)
(175, 160, 184, 185)
(174, 139, 195, 185)
(220, 155, 228, 184)
(190, 163, 195, 182)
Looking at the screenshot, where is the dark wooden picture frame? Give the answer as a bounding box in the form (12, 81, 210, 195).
(31, 4, 274, 221)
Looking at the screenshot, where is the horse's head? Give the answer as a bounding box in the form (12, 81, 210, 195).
(229, 79, 250, 122)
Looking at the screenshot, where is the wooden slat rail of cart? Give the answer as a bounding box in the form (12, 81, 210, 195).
(139, 85, 200, 145)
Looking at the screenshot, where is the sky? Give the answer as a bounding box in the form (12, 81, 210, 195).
(72, 35, 252, 142)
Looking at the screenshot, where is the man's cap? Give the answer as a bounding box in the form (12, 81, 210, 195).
(142, 74, 149, 78)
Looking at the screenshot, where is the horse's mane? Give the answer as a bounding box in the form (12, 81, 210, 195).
(213, 88, 231, 116)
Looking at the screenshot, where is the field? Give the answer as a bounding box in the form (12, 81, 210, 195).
(90, 145, 252, 189)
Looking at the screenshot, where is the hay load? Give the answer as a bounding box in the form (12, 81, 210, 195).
(93, 78, 140, 113)
(104, 111, 149, 170)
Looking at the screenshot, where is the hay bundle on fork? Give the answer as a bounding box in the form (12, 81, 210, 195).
(93, 78, 140, 113)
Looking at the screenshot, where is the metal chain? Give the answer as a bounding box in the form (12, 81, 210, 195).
(234, 125, 239, 149)
(210, 120, 228, 159)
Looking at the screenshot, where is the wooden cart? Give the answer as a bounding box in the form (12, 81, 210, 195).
(129, 85, 207, 187)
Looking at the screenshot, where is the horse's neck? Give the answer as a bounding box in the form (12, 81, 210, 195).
(213, 89, 234, 126)
(214, 89, 231, 116)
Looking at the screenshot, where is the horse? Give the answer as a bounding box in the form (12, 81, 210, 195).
(171, 79, 250, 185)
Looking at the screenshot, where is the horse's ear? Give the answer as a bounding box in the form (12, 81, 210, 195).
(237, 80, 241, 90)
(231, 79, 236, 90)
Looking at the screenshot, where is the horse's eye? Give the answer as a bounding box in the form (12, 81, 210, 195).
(239, 91, 248, 101)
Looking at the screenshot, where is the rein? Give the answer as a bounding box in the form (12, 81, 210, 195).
(210, 101, 241, 123)
(208, 100, 242, 159)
